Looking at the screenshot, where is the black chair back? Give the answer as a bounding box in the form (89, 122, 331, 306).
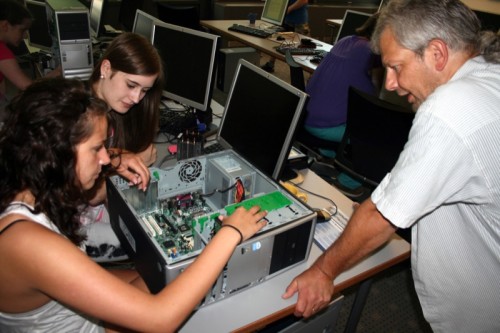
(156, 3, 201, 31)
(285, 49, 306, 92)
(334, 86, 415, 187)
(285, 50, 340, 156)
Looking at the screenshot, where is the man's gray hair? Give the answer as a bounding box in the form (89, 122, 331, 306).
(372, 0, 500, 63)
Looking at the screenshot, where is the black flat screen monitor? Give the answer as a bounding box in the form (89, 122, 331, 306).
(132, 9, 159, 42)
(56, 11, 91, 41)
(25, 0, 52, 50)
(119, 0, 143, 32)
(218, 59, 307, 181)
(261, 0, 288, 27)
(152, 21, 218, 112)
(334, 10, 371, 44)
(89, 0, 105, 37)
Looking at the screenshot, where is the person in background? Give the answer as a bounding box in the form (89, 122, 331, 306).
(0, 0, 31, 95)
(0, 77, 267, 332)
(82, 32, 164, 261)
(261, 0, 309, 73)
(0, 0, 58, 121)
(304, 12, 382, 159)
(283, 1, 500, 332)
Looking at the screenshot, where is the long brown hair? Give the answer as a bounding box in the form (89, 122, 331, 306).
(90, 32, 164, 152)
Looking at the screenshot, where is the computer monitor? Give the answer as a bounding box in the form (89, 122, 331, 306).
(220, 59, 307, 181)
(119, 0, 143, 32)
(25, 0, 52, 50)
(260, 0, 288, 27)
(334, 10, 371, 44)
(132, 9, 159, 42)
(152, 21, 218, 112)
(89, 0, 105, 37)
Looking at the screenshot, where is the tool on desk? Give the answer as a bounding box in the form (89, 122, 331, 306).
(280, 181, 308, 202)
(313, 208, 331, 223)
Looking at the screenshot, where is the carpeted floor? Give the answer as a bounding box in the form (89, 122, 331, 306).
(333, 261, 432, 333)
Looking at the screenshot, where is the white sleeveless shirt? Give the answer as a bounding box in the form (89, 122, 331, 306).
(0, 203, 104, 333)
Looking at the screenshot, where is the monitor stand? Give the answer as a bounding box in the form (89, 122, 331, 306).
(280, 166, 299, 182)
(196, 105, 220, 137)
(202, 123, 218, 138)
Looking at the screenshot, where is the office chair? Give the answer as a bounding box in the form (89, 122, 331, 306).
(156, 3, 201, 31)
(332, 86, 415, 201)
(285, 50, 340, 160)
(285, 49, 306, 92)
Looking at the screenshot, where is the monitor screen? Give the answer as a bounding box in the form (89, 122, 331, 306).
(89, 0, 104, 37)
(25, 0, 52, 50)
(152, 21, 218, 112)
(261, 0, 288, 27)
(132, 9, 159, 42)
(119, 0, 143, 31)
(56, 12, 91, 41)
(334, 10, 371, 44)
(219, 59, 307, 181)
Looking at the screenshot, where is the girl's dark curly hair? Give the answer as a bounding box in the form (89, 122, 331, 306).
(0, 78, 108, 245)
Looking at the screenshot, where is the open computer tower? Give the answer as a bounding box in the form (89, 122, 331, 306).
(107, 150, 316, 306)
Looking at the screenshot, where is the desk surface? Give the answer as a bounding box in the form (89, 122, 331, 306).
(200, 20, 332, 73)
(178, 167, 410, 333)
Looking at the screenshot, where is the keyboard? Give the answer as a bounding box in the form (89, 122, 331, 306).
(228, 24, 272, 38)
(276, 46, 327, 56)
(203, 142, 225, 154)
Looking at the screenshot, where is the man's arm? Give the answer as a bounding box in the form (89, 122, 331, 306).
(283, 198, 397, 317)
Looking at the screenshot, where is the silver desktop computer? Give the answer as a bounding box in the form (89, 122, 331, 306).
(107, 150, 317, 307)
(46, 0, 93, 79)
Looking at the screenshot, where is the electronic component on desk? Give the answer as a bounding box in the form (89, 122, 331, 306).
(107, 150, 316, 306)
(310, 55, 325, 65)
(314, 208, 331, 223)
(300, 38, 316, 47)
(275, 46, 327, 56)
(177, 130, 203, 161)
(228, 24, 272, 38)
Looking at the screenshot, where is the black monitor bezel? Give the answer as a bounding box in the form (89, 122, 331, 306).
(25, 0, 52, 50)
(218, 59, 308, 181)
(334, 10, 371, 44)
(151, 21, 219, 112)
(261, 0, 288, 27)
